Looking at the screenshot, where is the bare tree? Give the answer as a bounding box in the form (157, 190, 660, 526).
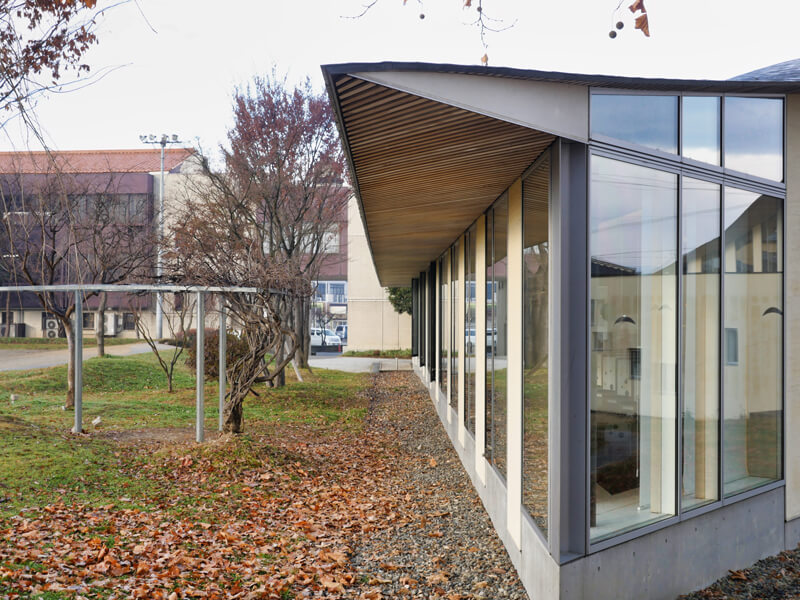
(0, 161, 156, 409)
(170, 159, 310, 433)
(225, 73, 350, 374)
(131, 291, 194, 393)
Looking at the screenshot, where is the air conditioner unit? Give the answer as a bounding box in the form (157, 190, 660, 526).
(43, 318, 58, 339)
(104, 313, 120, 337)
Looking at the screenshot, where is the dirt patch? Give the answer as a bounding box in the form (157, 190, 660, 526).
(96, 426, 222, 446)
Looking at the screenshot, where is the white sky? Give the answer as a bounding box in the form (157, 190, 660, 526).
(3, 0, 800, 157)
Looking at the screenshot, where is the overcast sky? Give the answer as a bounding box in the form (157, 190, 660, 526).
(2, 0, 800, 157)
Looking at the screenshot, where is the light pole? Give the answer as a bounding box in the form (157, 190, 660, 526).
(139, 133, 182, 339)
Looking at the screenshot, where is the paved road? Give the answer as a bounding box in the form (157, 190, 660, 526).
(0, 342, 172, 371)
(0, 345, 412, 374)
(309, 353, 412, 373)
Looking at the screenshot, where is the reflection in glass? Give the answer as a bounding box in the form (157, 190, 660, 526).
(522, 155, 550, 536)
(724, 97, 784, 182)
(723, 187, 783, 497)
(486, 196, 508, 478)
(590, 156, 677, 542)
(683, 96, 720, 165)
(465, 226, 477, 434)
(681, 178, 720, 511)
(439, 253, 449, 399)
(451, 241, 460, 409)
(591, 94, 678, 154)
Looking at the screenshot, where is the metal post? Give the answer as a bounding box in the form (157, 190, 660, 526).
(73, 291, 83, 434)
(155, 141, 165, 339)
(219, 303, 226, 432)
(196, 292, 205, 442)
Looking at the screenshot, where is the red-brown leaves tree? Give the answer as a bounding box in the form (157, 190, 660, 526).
(169, 157, 311, 433)
(0, 0, 99, 115)
(225, 74, 350, 372)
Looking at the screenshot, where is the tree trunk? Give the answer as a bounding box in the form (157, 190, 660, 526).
(65, 320, 75, 409)
(96, 291, 106, 357)
(294, 296, 310, 368)
(273, 339, 286, 388)
(222, 394, 244, 433)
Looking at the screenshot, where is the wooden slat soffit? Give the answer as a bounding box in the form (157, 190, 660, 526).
(334, 74, 554, 286)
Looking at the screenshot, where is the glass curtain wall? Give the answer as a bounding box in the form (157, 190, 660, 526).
(723, 187, 783, 497)
(486, 195, 509, 478)
(590, 156, 678, 542)
(465, 225, 477, 434)
(681, 178, 721, 510)
(451, 241, 460, 409)
(522, 154, 550, 536)
(439, 253, 449, 398)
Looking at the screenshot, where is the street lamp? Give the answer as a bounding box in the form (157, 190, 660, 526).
(139, 133, 183, 339)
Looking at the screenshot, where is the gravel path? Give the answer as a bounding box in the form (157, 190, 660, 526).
(352, 371, 528, 599)
(678, 549, 800, 599)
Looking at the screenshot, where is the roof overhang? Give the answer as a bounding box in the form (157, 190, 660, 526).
(323, 61, 800, 286)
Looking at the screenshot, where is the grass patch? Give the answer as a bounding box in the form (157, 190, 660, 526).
(342, 348, 411, 359)
(0, 337, 140, 350)
(0, 353, 370, 518)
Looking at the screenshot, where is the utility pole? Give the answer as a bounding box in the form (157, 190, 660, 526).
(139, 133, 182, 339)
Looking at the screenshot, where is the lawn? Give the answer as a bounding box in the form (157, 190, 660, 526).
(0, 352, 370, 519)
(0, 337, 141, 350)
(0, 351, 390, 598)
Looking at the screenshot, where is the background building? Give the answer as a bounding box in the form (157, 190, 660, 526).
(0, 148, 195, 339)
(346, 196, 411, 351)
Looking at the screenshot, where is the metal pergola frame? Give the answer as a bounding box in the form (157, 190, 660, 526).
(0, 283, 274, 442)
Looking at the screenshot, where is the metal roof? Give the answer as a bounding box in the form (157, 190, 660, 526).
(731, 57, 800, 82)
(323, 61, 800, 94)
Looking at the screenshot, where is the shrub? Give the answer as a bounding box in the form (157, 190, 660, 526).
(184, 329, 251, 381)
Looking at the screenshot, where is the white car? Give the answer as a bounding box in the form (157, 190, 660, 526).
(310, 327, 342, 352)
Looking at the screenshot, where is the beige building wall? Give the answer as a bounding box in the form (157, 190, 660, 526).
(347, 197, 412, 351)
(785, 93, 800, 520)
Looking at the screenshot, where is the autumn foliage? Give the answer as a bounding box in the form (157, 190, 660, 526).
(0, 0, 100, 112)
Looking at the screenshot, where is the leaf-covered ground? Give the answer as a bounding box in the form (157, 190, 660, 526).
(0, 362, 527, 599)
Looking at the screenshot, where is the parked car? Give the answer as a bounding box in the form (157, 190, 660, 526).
(335, 324, 348, 341)
(310, 327, 342, 354)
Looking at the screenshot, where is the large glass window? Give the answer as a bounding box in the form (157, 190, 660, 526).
(590, 156, 678, 542)
(439, 253, 448, 398)
(724, 97, 783, 182)
(522, 155, 550, 537)
(683, 96, 721, 166)
(465, 225, 477, 434)
(681, 178, 720, 511)
(450, 241, 460, 409)
(486, 196, 508, 478)
(723, 187, 783, 497)
(590, 94, 678, 154)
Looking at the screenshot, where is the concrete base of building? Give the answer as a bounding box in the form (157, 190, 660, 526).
(413, 360, 790, 600)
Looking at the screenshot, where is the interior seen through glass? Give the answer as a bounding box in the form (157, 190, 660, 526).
(590, 155, 678, 542)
